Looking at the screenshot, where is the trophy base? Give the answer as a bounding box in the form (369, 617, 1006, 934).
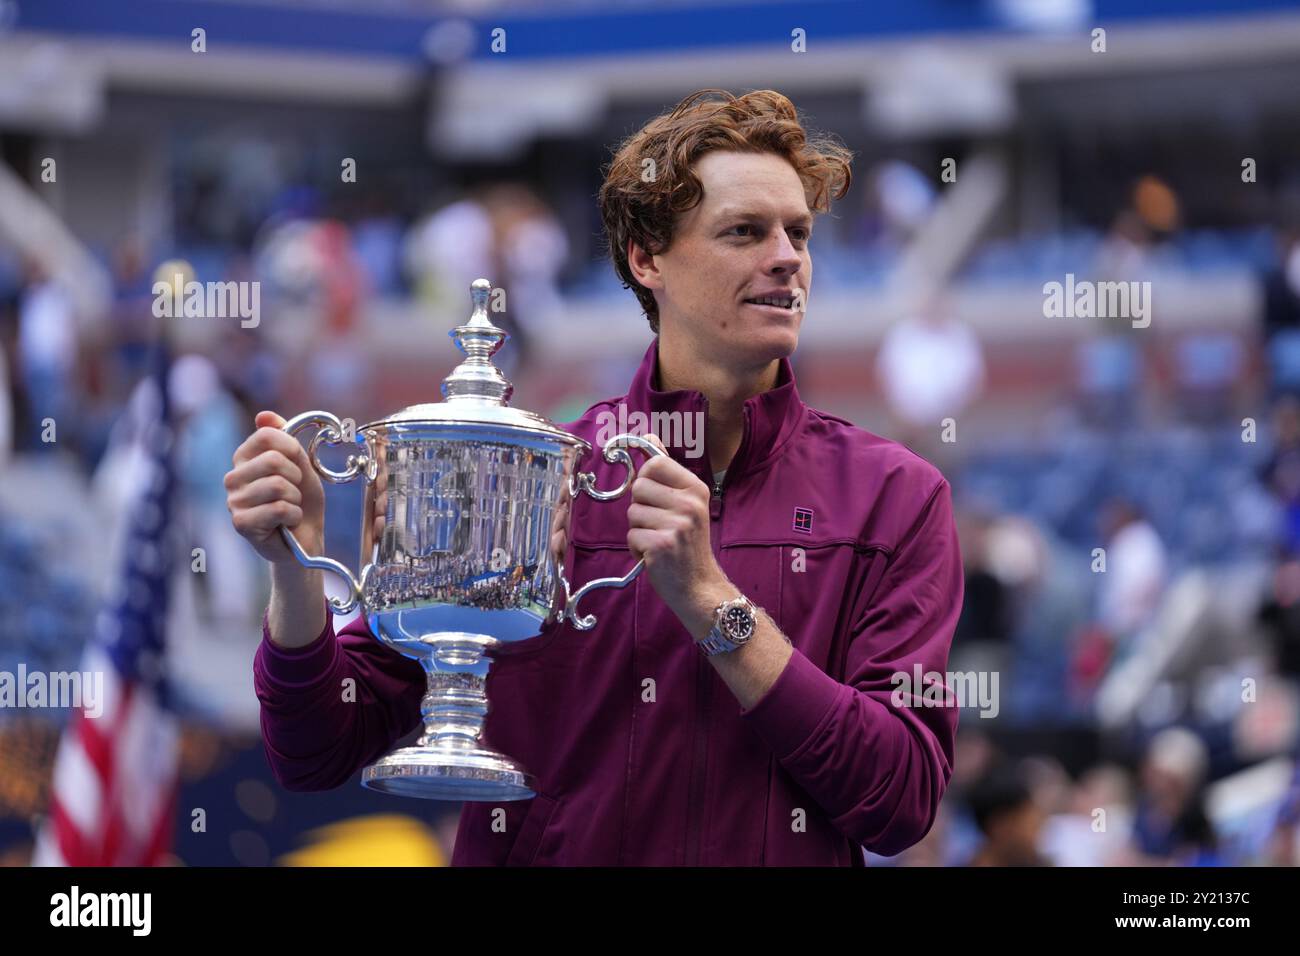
(361, 746, 537, 802)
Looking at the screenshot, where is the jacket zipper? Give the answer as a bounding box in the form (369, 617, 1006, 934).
(683, 400, 742, 866)
(684, 481, 723, 866)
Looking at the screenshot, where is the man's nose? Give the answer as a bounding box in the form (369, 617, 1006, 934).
(765, 230, 803, 274)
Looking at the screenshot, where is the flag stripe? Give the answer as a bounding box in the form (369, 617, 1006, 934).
(48, 730, 104, 836)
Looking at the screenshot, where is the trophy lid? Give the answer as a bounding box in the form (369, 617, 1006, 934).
(360, 278, 585, 446)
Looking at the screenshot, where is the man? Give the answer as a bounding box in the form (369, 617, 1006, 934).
(963, 761, 1050, 867)
(227, 89, 964, 865)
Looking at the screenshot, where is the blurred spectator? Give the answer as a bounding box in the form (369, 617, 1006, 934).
(0, 330, 10, 467)
(1096, 208, 1153, 279)
(254, 219, 367, 331)
(891, 804, 951, 867)
(1039, 763, 1136, 866)
(482, 183, 570, 346)
(1127, 726, 1221, 865)
(953, 509, 1012, 647)
(213, 322, 284, 419)
(70, 237, 161, 472)
(0, 292, 21, 455)
(1263, 227, 1300, 339)
(1097, 498, 1168, 651)
(16, 259, 77, 453)
(1076, 333, 1144, 428)
(168, 354, 260, 624)
(1172, 331, 1246, 425)
(852, 159, 936, 252)
(1131, 175, 1181, 242)
(1258, 558, 1300, 682)
(1260, 395, 1300, 557)
(1261, 228, 1300, 397)
(1265, 753, 1300, 865)
(403, 183, 569, 378)
(350, 192, 406, 297)
(1078, 194, 1173, 426)
(976, 515, 1092, 722)
(403, 194, 495, 306)
(964, 760, 1051, 866)
(107, 235, 158, 386)
(874, 290, 984, 458)
(950, 508, 1013, 705)
(1096, 177, 1180, 279)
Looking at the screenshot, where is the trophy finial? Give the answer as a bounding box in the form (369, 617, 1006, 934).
(469, 277, 492, 319)
(442, 278, 513, 405)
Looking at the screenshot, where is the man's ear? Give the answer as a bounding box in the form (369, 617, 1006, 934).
(626, 238, 664, 293)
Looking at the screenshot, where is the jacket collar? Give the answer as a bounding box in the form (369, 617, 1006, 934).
(621, 338, 806, 487)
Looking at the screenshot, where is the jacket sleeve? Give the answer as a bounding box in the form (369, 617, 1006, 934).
(252, 601, 426, 791)
(737, 478, 963, 856)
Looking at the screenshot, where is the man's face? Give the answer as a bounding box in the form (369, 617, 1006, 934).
(637, 150, 813, 366)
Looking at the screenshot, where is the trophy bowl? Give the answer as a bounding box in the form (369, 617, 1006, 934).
(276, 278, 663, 801)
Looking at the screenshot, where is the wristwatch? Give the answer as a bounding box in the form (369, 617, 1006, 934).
(696, 594, 760, 657)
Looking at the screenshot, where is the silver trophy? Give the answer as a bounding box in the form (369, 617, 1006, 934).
(277, 279, 662, 802)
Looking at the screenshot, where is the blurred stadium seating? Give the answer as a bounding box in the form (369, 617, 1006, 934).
(2, 0, 1300, 867)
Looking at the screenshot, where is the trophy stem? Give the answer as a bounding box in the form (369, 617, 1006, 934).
(361, 632, 537, 801)
(417, 670, 489, 751)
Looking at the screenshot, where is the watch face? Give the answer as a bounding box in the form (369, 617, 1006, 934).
(722, 603, 756, 643)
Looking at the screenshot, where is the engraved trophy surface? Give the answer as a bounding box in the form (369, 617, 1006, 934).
(276, 279, 663, 801)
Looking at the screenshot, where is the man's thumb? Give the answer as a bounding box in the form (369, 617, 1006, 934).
(255, 410, 286, 429)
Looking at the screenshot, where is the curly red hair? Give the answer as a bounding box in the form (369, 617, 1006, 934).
(597, 89, 853, 333)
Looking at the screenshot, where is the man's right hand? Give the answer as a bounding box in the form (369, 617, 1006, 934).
(225, 410, 327, 566)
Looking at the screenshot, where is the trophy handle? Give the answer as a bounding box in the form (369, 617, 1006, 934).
(561, 433, 668, 631)
(278, 410, 376, 615)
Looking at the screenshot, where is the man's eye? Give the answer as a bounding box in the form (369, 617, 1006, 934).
(728, 224, 811, 242)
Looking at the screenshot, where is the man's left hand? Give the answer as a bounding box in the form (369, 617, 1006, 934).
(626, 435, 728, 623)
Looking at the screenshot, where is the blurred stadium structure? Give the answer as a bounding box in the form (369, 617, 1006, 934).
(2, 0, 1300, 866)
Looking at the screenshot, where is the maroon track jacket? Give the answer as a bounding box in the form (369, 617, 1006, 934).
(254, 338, 964, 865)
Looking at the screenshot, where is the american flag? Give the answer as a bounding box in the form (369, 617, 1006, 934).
(33, 345, 180, 866)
